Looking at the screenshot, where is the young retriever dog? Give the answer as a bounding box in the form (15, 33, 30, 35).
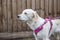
(17, 9, 60, 40)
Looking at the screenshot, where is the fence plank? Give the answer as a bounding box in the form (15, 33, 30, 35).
(7, 0, 12, 32)
(36, 0, 40, 10)
(12, 0, 17, 32)
(54, 0, 58, 16)
(38, 0, 41, 16)
(49, 0, 53, 17)
(22, 0, 27, 10)
(0, 0, 3, 32)
(51, 0, 54, 17)
(0, 0, 1, 32)
(2, 0, 8, 32)
(40, 0, 45, 18)
(57, 0, 60, 16)
(27, 0, 31, 9)
(45, 0, 49, 16)
(0, 31, 33, 39)
(58, 0, 60, 12)
(17, 0, 22, 31)
(32, 0, 35, 10)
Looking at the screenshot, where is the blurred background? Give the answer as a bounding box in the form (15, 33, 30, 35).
(0, 0, 60, 40)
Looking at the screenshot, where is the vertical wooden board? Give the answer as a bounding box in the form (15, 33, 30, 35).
(45, 0, 49, 16)
(32, 0, 35, 10)
(56, 0, 58, 16)
(2, 0, 8, 32)
(12, 0, 17, 32)
(0, 0, 1, 32)
(49, 0, 53, 17)
(17, 0, 22, 31)
(35, 0, 40, 10)
(22, 0, 27, 10)
(22, 0, 27, 31)
(58, 0, 60, 12)
(39, 0, 41, 9)
(38, 0, 41, 16)
(40, 0, 45, 18)
(7, 0, 12, 32)
(58, 0, 60, 16)
(54, 0, 58, 16)
(0, 0, 3, 32)
(51, 0, 54, 17)
(27, 0, 31, 9)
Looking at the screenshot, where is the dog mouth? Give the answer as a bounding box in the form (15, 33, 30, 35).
(18, 19, 27, 22)
(17, 17, 29, 22)
(18, 19, 24, 21)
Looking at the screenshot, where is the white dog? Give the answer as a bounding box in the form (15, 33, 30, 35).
(17, 9, 60, 40)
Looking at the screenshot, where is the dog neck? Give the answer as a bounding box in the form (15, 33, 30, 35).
(27, 17, 45, 30)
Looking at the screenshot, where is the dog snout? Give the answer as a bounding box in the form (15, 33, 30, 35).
(17, 16, 20, 18)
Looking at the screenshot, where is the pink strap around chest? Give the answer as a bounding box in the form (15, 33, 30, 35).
(34, 17, 53, 35)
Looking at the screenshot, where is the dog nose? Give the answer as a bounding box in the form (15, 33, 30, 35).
(17, 16, 20, 18)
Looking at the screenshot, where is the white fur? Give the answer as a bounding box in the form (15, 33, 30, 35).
(18, 9, 60, 40)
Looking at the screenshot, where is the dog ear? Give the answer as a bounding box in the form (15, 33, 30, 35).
(33, 11, 39, 19)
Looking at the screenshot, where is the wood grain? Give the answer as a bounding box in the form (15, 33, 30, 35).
(49, 0, 53, 17)
(35, 0, 40, 10)
(54, 0, 58, 16)
(32, 0, 35, 10)
(0, 31, 33, 39)
(40, 0, 45, 18)
(45, 0, 49, 16)
(12, 0, 17, 32)
(0, 0, 3, 32)
(2, 0, 8, 32)
(7, 0, 12, 32)
(27, 0, 31, 9)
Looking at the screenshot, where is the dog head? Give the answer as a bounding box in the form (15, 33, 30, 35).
(17, 9, 39, 22)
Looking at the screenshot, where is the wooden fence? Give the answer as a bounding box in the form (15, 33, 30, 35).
(0, 0, 60, 40)
(0, 0, 60, 33)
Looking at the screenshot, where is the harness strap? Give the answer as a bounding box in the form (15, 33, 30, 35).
(45, 17, 53, 34)
(34, 20, 47, 35)
(34, 17, 53, 35)
(49, 19, 53, 34)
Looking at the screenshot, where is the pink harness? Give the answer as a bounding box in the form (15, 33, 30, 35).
(34, 17, 53, 35)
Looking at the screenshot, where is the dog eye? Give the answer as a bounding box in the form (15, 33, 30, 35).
(25, 12, 27, 14)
